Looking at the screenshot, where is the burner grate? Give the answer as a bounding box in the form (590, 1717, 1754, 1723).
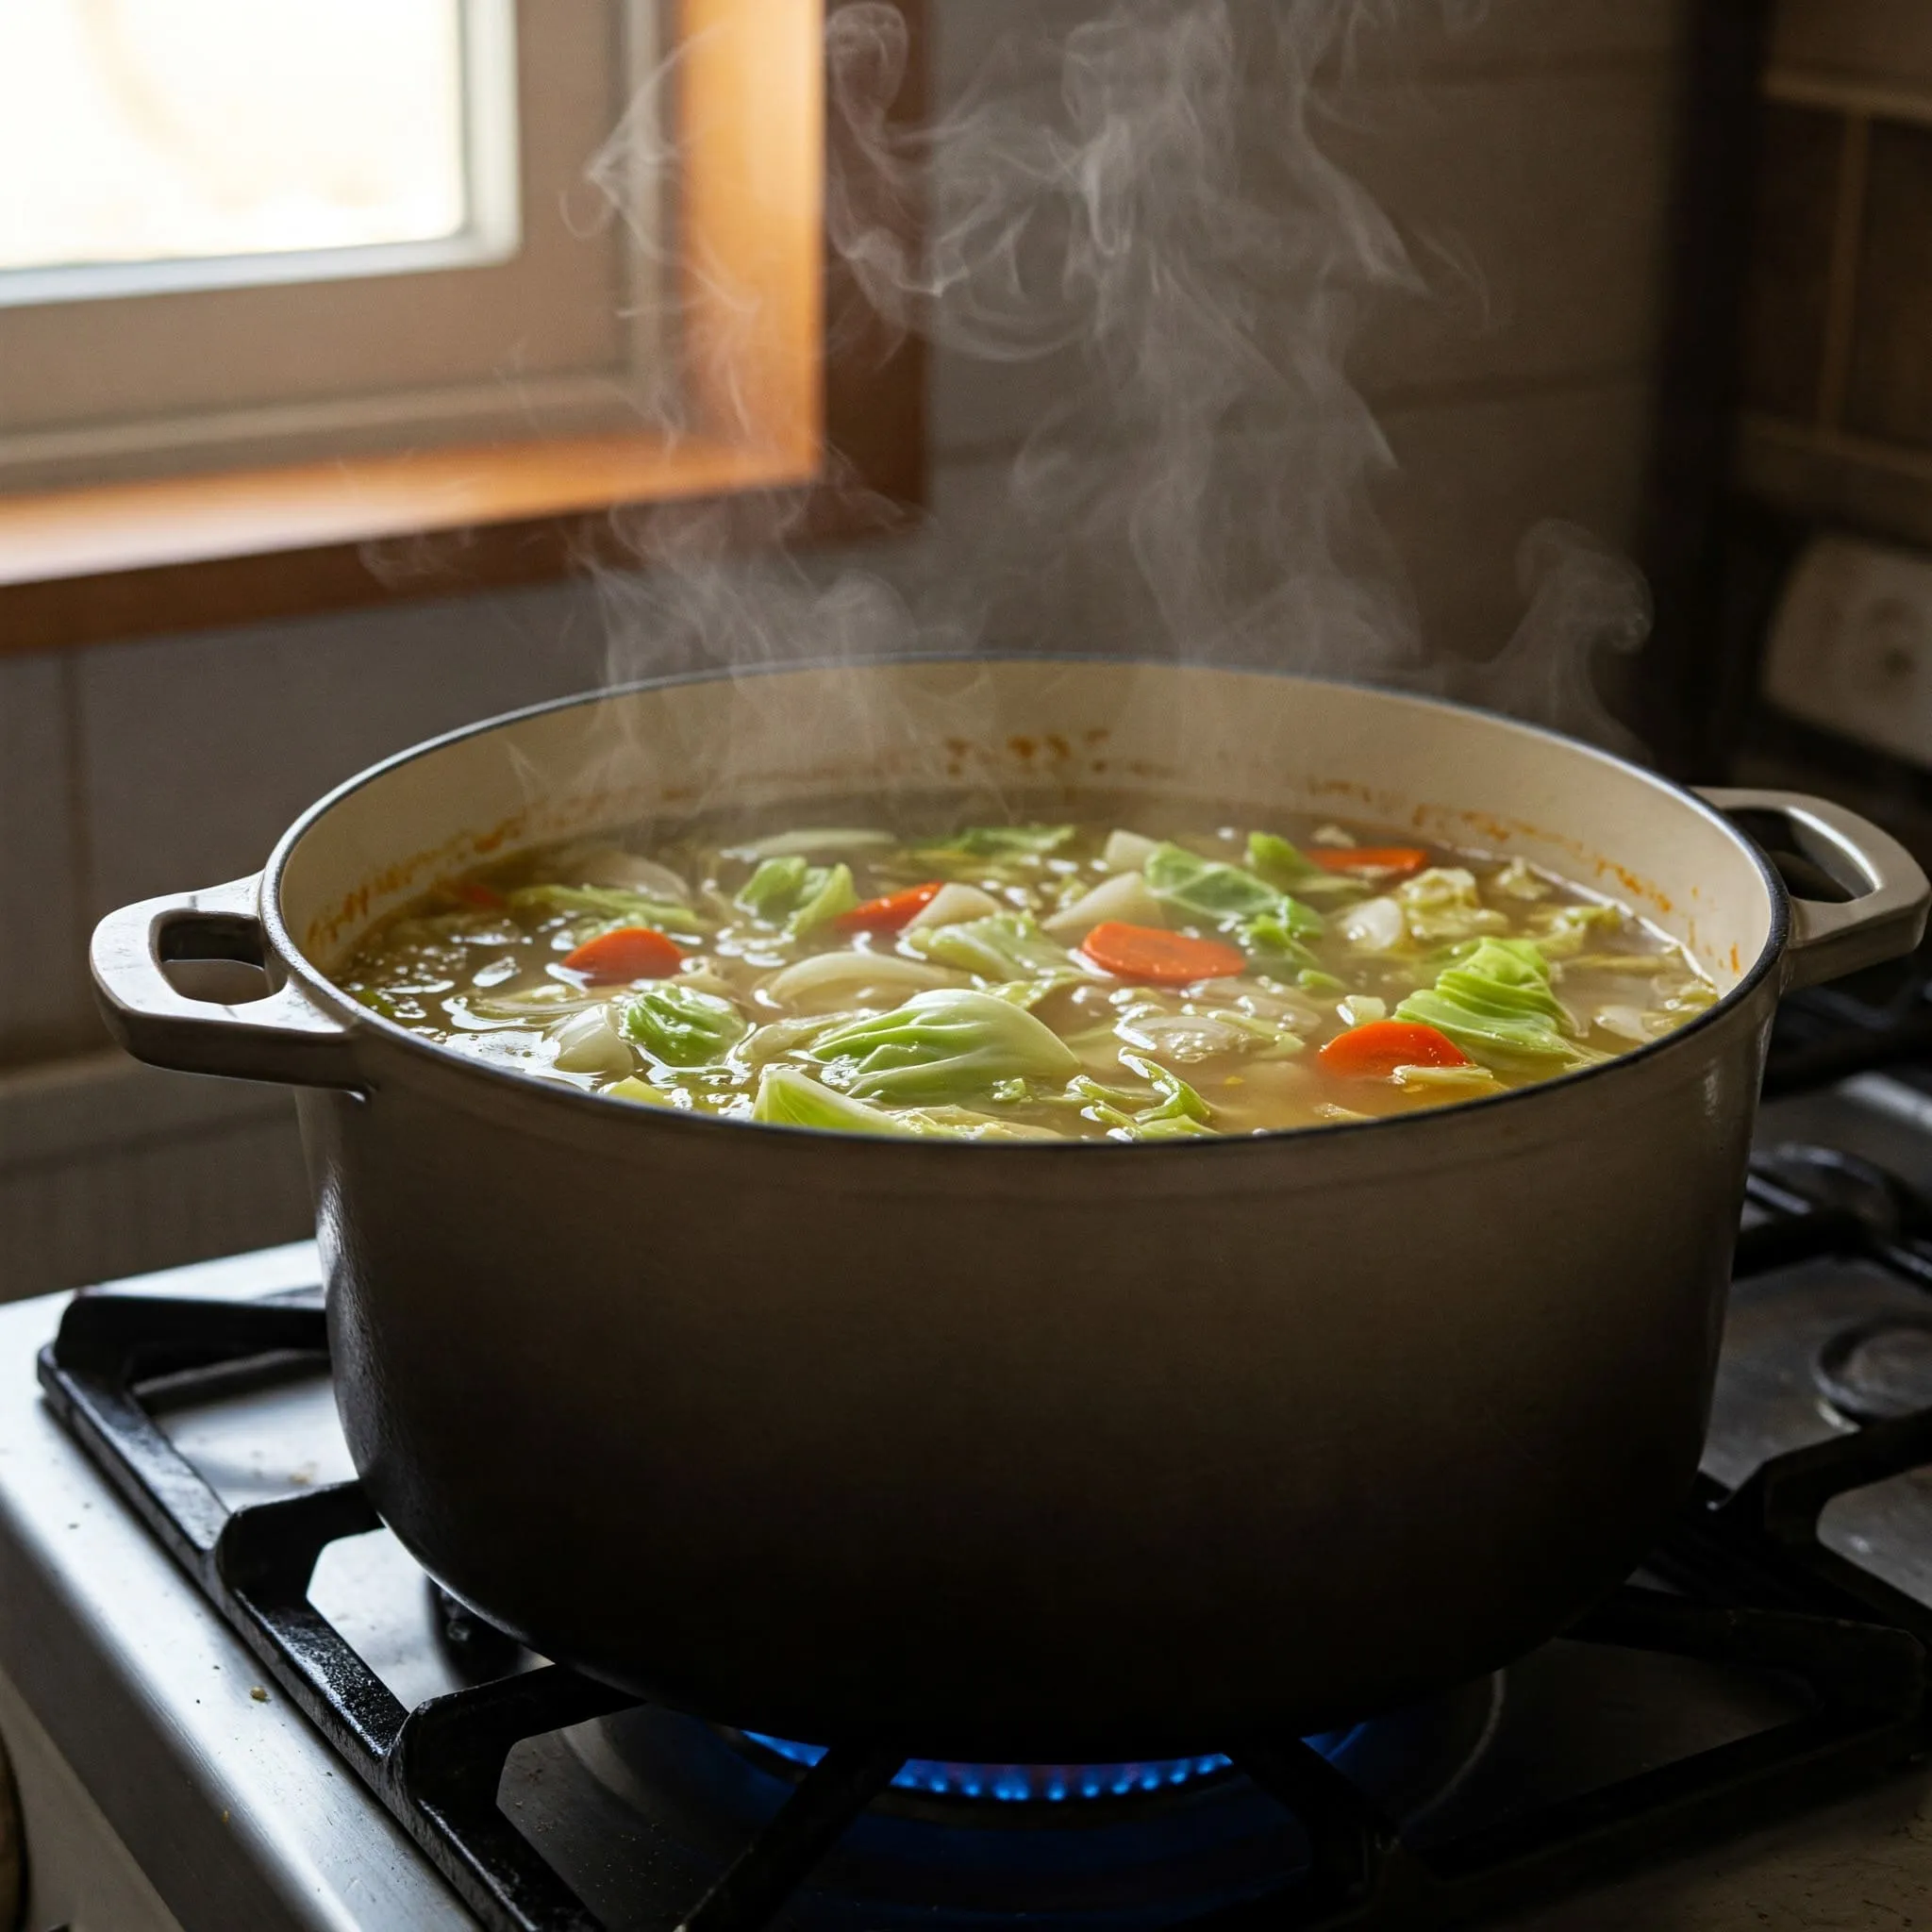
(34, 1271, 1932, 1932)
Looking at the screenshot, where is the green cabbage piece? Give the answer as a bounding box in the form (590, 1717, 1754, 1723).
(1395, 939, 1590, 1074)
(1070, 1052, 1214, 1140)
(912, 912, 1074, 981)
(605, 1075, 683, 1109)
(1246, 830, 1321, 884)
(1147, 842, 1323, 945)
(787, 862, 858, 936)
(1527, 901, 1626, 959)
(753, 1065, 924, 1136)
(620, 983, 750, 1068)
(919, 824, 1074, 859)
(807, 988, 1080, 1103)
(737, 856, 809, 918)
(1241, 908, 1321, 970)
(1393, 869, 1507, 942)
(508, 883, 701, 933)
(732, 857, 858, 935)
(752, 1066, 1064, 1140)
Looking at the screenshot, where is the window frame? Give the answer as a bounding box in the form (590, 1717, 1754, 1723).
(0, 0, 667, 492)
(0, 0, 928, 656)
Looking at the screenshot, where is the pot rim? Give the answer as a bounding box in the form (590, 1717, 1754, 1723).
(258, 652, 1790, 1155)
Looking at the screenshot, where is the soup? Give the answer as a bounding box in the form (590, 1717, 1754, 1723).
(338, 812, 1714, 1141)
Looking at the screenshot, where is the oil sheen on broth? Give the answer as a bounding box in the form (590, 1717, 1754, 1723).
(338, 813, 1716, 1142)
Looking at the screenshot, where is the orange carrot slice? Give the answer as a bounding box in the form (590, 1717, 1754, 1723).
(836, 882, 944, 934)
(1307, 847, 1430, 877)
(563, 926, 683, 984)
(1318, 1020, 1471, 1077)
(1080, 922, 1247, 985)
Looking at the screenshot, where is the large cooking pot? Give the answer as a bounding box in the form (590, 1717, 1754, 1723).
(90, 658, 1928, 1758)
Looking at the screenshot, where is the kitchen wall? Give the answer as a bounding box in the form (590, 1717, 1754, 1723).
(0, 0, 1690, 1299)
(1739, 0, 1932, 544)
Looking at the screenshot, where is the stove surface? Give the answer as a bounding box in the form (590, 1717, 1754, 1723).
(7, 1084, 1932, 1928)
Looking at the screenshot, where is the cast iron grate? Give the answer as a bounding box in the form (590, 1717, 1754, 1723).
(34, 1153, 1932, 1932)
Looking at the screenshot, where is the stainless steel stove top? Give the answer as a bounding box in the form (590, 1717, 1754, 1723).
(8, 1082, 1932, 1930)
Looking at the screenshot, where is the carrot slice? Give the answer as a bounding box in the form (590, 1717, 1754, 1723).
(1308, 847, 1430, 877)
(836, 882, 944, 934)
(454, 880, 507, 908)
(563, 926, 684, 984)
(1080, 922, 1247, 985)
(1318, 1020, 1471, 1077)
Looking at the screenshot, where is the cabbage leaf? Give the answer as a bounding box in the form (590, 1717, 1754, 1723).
(1393, 869, 1507, 943)
(808, 987, 1081, 1103)
(753, 1065, 924, 1136)
(732, 857, 858, 936)
(1395, 939, 1592, 1074)
(1246, 830, 1321, 884)
(1526, 900, 1625, 959)
(620, 982, 750, 1068)
(753, 1065, 1064, 1140)
(737, 856, 809, 918)
(788, 862, 858, 936)
(911, 912, 1074, 981)
(1070, 1052, 1215, 1139)
(508, 883, 703, 935)
(606, 1075, 684, 1109)
(1146, 842, 1323, 949)
(918, 824, 1074, 860)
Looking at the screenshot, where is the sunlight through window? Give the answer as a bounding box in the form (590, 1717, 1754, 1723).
(0, 0, 469, 273)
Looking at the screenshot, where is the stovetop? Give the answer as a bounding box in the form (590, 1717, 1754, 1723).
(13, 991, 1932, 1927)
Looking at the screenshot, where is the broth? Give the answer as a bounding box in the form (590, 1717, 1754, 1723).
(337, 810, 1714, 1141)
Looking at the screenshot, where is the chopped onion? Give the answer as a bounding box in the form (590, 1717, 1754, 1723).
(1101, 829, 1159, 873)
(766, 949, 961, 1013)
(1341, 896, 1405, 951)
(568, 845, 691, 901)
(549, 1007, 636, 1077)
(1041, 868, 1164, 941)
(904, 881, 1005, 931)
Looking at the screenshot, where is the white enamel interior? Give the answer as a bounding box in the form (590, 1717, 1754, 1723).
(274, 659, 1775, 990)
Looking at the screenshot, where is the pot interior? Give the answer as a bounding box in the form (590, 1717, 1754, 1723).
(274, 659, 1775, 991)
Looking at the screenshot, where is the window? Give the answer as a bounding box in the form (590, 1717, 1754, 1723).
(0, 0, 927, 657)
(0, 0, 508, 300)
(0, 0, 668, 489)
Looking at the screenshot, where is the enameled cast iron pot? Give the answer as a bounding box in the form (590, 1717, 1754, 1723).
(91, 658, 1931, 1758)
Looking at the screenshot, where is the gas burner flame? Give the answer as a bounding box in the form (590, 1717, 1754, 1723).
(742, 1731, 1357, 1804)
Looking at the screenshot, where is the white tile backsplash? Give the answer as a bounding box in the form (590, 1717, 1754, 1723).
(75, 576, 610, 918)
(0, 1054, 308, 1301)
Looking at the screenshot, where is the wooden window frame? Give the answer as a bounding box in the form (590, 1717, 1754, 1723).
(0, 0, 925, 658)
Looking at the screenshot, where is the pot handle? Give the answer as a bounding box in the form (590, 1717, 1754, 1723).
(91, 875, 362, 1090)
(1697, 788, 1931, 991)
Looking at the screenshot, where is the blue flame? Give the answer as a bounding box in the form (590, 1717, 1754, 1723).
(741, 1735, 1242, 1803)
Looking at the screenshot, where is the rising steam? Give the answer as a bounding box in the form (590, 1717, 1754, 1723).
(580, 0, 1646, 758)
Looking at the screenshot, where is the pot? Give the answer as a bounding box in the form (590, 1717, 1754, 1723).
(90, 658, 1928, 1757)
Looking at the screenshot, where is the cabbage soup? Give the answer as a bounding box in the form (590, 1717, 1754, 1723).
(338, 812, 1715, 1142)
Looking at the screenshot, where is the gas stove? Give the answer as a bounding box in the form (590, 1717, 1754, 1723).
(10, 987, 1932, 1929)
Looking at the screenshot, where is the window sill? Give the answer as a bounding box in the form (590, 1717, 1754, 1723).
(0, 425, 919, 657)
(0, 0, 931, 657)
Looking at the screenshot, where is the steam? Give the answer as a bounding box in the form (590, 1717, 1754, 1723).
(580, 0, 1645, 760)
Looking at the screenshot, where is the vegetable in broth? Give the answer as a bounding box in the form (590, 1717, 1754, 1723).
(339, 812, 1717, 1141)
